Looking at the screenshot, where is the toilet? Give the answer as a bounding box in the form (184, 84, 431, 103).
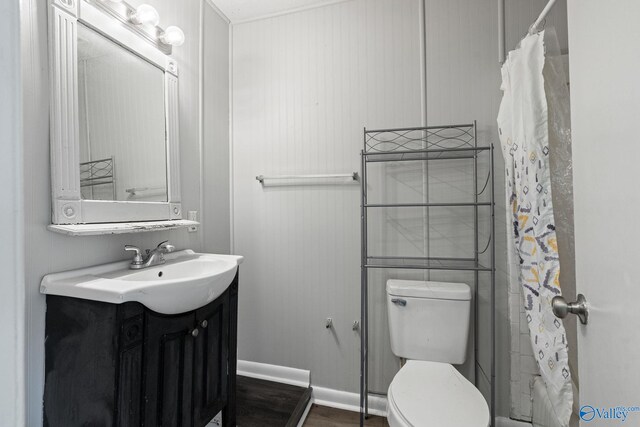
(386, 279, 490, 427)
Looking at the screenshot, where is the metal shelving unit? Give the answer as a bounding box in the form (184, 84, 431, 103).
(80, 156, 116, 200)
(359, 122, 496, 426)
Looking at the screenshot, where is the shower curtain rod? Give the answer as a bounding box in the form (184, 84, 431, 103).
(529, 0, 558, 34)
(499, 0, 559, 62)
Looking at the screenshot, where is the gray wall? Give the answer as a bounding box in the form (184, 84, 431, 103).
(20, 0, 230, 424)
(231, 0, 424, 397)
(203, 3, 231, 254)
(1, 0, 25, 424)
(16, 0, 569, 422)
(230, 0, 568, 419)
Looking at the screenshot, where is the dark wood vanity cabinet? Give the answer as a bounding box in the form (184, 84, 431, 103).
(44, 274, 238, 427)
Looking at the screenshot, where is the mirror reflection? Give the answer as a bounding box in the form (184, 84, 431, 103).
(77, 24, 168, 202)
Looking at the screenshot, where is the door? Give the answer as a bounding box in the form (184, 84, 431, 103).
(193, 293, 229, 426)
(143, 310, 196, 427)
(568, 1, 640, 424)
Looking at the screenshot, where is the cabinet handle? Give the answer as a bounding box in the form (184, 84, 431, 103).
(200, 320, 208, 328)
(190, 328, 199, 338)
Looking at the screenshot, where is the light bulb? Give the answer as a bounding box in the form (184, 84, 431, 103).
(159, 26, 185, 46)
(130, 4, 159, 26)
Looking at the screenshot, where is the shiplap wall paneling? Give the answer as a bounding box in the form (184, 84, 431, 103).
(423, 0, 507, 416)
(231, 0, 423, 396)
(203, 1, 231, 254)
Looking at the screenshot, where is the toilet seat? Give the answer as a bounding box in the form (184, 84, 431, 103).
(387, 360, 490, 427)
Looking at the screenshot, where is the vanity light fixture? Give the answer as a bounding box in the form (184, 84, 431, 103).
(159, 26, 185, 46)
(129, 4, 160, 26)
(91, 0, 183, 52)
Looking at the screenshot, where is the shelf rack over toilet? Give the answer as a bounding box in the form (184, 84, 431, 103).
(359, 122, 496, 426)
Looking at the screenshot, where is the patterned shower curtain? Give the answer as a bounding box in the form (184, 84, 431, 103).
(497, 30, 573, 426)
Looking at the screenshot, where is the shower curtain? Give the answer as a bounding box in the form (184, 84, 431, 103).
(497, 29, 573, 426)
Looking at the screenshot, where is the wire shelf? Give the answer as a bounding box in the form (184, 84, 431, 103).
(80, 157, 114, 187)
(366, 256, 492, 272)
(365, 201, 491, 208)
(80, 156, 116, 201)
(364, 146, 490, 162)
(364, 124, 490, 162)
(365, 123, 474, 151)
(359, 122, 496, 427)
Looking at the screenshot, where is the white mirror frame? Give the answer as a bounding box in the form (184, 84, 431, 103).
(48, 0, 182, 225)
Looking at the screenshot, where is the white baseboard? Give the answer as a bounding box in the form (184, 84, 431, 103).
(496, 416, 532, 427)
(312, 386, 388, 418)
(296, 398, 314, 427)
(237, 360, 311, 388)
(237, 360, 388, 418)
(234, 362, 525, 425)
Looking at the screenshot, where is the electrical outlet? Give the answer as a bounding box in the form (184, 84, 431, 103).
(187, 210, 198, 232)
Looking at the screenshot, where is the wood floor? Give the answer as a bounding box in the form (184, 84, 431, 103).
(235, 376, 387, 427)
(236, 376, 312, 427)
(303, 404, 389, 427)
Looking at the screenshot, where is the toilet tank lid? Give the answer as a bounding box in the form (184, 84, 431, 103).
(386, 279, 471, 300)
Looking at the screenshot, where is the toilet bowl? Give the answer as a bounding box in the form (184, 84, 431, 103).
(386, 360, 490, 427)
(385, 280, 490, 427)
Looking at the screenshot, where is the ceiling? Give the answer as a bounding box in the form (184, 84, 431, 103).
(211, 0, 347, 23)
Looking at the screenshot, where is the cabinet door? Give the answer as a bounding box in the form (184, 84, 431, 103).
(225, 279, 238, 427)
(143, 310, 196, 427)
(193, 292, 229, 426)
(117, 313, 144, 427)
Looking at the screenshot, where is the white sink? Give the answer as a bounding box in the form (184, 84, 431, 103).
(40, 250, 244, 314)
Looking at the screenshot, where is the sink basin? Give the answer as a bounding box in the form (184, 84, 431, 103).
(40, 250, 244, 314)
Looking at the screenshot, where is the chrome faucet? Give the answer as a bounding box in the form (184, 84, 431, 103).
(125, 240, 176, 270)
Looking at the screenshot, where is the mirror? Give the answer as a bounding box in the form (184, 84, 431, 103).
(77, 24, 168, 202)
(49, 0, 181, 225)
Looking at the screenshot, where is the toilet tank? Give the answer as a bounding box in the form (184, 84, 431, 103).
(386, 279, 471, 364)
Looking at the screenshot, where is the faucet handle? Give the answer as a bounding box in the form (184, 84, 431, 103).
(125, 245, 144, 265)
(156, 240, 175, 253)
